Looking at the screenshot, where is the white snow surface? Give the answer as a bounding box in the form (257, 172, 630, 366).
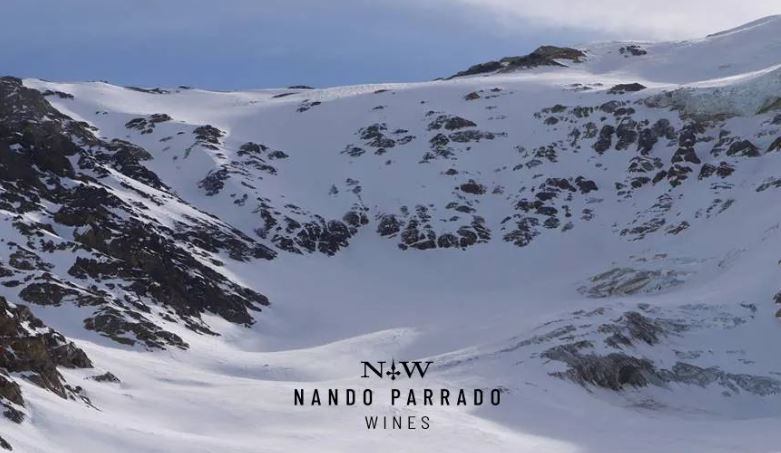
(5, 16, 781, 453)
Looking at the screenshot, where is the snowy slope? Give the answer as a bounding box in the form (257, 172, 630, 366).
(2, 16, 781, 453)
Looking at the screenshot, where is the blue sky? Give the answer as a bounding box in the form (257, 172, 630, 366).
(2, 0, 777, 90)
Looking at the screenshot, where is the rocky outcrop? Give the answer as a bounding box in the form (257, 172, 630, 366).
(544, 345, 659, 390)
(579, 267, 689, 298)
(448, 46, 585, 78)
(0, 76, 271, 350)
(125, 113, 172, 134)
(607, 83, 646, 94)
(619, 45, 647, 56)
(726, 139, 760, 157)
(193, 124, 224, 149)
(0, 296, 92, 440)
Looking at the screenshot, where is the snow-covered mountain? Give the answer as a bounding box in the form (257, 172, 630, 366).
(2, 16, 781, 452)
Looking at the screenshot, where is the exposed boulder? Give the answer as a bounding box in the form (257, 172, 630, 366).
(91, 371, 121, 383)
(726, 139, 760, 157)
(427, 114, 477, 131)
(459, 179, 486, 195)
(124, 113, 172, 134)
(619, 45, 647, 56)
(607, 83, 646, 94)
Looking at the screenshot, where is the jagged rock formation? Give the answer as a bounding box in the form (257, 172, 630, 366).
(439, 302, 780, 400)
(0, 76, 270, 351)
(0, 296, 92, 426)
(448, 46, 586, 79)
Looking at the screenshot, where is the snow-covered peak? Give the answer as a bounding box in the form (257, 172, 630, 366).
(449, 15, 781, 86)
(706, 14, 781, 38)
(583, 16, 781, 84)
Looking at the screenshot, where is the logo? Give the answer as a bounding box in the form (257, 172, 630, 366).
(361, 360, 433, 380)
(293, 360, 503, 431)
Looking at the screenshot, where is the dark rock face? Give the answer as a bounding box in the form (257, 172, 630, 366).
(726, 140, 759, 157)
(103, 139, 164, 188)
(449, 130, 496, 142)
(0, 76, 272, 351)
(671, 145, 701, 164)
(199, 168, 230, 195)
(500, 169, 599, 247)
(575, 177, 598, 193)
(296, 100, 322, 112)
(41, 89, 74, 99)
(84, 307, 187, 349)
(125, 113, 172, 134)
(775, 291, 781, 318)
(0, 296, 92, 433)
(255, 186, 369, 255)
(73, 217, 270, 325)
(659, 362, 781, 395)
(503, 216, 539, 247)
(448, 46, 585, 79)
(593, 125, 615, 153)
(125, 86, 169, 94)
(598, 311, 677, 347)
(19, 280, 79, 306)
(377, 215, 401, 237)
(193, 125, 224, 149)
(92, 371, 120, 383)
(260, 212, 360, 256)
(375, 205, 490, 251)
(459, 179, 486, 195)
(607, 83, 646, 94)
(699, 162, 734, 179)
(768, 136, 781, 152)
(756, 177, 781, 192)
(544, 345, 658, 390)
(427, 114, 477, 131)
(661, 123, 703, 186)
(523, 304, 781, 396)
(546, 341, 781, 395)
(343, 123, 415, 157)
(619, 45, 647, 56)
(615, 120, 638, 150)
(616, 118, 670, 156)
(359, 123, 396, 148)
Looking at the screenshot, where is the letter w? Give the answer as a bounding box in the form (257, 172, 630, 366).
(401, 361, 433, 378)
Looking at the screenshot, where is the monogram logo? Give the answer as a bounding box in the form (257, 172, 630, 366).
(361, 360, 433, 380)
